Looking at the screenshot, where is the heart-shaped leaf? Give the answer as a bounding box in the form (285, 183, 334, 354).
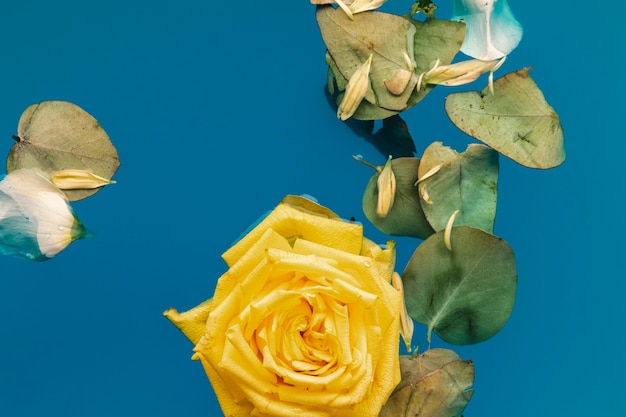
(417, 141, 498, 233)
(7, 101, 120, 201)
(361, 157, 434, 239)
(403, 225, 517, 345)
(445, 67, 565, 169)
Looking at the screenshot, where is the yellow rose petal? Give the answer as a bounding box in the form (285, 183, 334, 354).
(163, 298, 213, 345)
(222, 201, 363, 266)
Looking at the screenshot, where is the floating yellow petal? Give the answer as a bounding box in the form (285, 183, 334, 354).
(376, 156, 396, 218)
(392, 272, 414, 352)
(51, 169, 116, 190)
(422, 57, 505, 93)
(337, 54, 373, 121)
(444, 209, 460, 251)
(416, 164, 441, 205)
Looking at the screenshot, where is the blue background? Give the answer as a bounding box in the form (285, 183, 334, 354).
(0, 1, 621, 416)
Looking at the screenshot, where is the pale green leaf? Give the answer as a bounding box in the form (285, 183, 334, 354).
(317, 5, 418, 118)
(7, 101, 120, 201)
(445, 67, 565, 169)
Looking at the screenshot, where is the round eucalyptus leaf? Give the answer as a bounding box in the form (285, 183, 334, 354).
(7, 101, 120, 201)
(319, 6, 466, 120)
(418, 141, 498, 233)
(445, 67, 565, 169)
(317, 5, 418, 115)
(381, 349, 474, 417)
(362, 157, 434, 239)
(403, 225, 517, 345)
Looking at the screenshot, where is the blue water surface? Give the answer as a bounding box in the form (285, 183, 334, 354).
(0, 1, 621, 416)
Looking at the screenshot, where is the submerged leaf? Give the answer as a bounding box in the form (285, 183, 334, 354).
(445, 67, 565, 168)
(403, 225, 517, 345)
(325, 83, 417, 156)
(7, 101, 120, 201)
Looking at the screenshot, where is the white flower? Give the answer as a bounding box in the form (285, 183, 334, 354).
(0, 169, 89, 261)
(452, 0, 523, 60)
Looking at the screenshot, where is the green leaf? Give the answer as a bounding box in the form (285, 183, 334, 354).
(403, 226, 517, 345)
(7, 101, 120, 201)
(319, 6, 466, 120)
(317, 5, 419, 119)
(381, 349, 474, 417)
(405, 17, 466, 108)
(418, 141, 498, 234)
(362, 157, 434, 239)
(445, 67, 565, 169)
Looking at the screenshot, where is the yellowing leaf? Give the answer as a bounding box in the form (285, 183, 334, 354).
(7, 101, 120, 201)
(380, 349, 474, 417)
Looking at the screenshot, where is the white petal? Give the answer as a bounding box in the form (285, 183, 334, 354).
(0, 169, 88, 260)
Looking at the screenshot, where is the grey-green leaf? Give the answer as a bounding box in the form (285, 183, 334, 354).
(418, 141, 498, 233)
(403, 226, 517, 345)
(362, 157, 434, 239)
(7, 101, 120, 201)
(445, 67, 565, 169)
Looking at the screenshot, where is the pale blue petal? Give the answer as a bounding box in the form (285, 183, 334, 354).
(0, 190, 46, 261)
(452, 0, 523, 60)
(489, 0, 523, 56)
(0, 169, 90, 261)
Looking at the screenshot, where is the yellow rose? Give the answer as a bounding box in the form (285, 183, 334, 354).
(164, 195, 402, 417)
